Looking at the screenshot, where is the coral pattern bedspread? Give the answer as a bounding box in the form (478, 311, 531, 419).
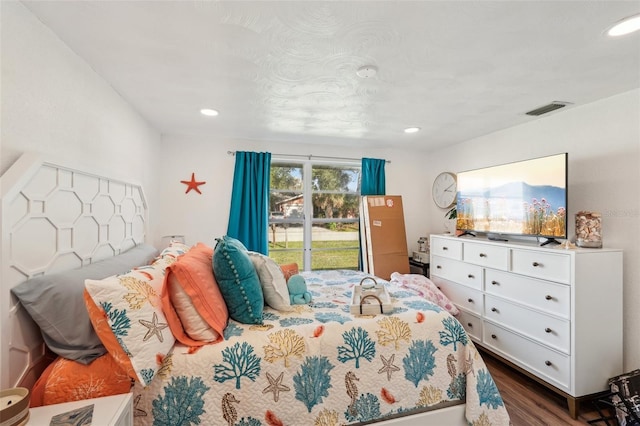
(132, 270, 509, 426)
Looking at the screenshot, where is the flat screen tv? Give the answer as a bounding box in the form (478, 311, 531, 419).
(455, 153, 568, 244)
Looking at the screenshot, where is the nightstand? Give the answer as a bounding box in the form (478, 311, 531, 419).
(409, 257, 430, 278)
(28, 393, 133, 426)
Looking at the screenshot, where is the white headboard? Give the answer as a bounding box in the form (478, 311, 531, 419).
(0, 153, 148, 389)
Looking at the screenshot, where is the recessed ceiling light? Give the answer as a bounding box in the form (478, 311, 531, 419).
(200, 108, 219, 116)
(404, 127, 421, 134)
(607, 13, 640, 36)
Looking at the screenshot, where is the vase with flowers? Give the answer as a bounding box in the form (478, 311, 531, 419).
(444, 206, 457, 234)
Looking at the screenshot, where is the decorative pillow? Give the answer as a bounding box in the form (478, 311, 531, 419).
(31, 353, 131, 407)
(10, 243, 159, 364)
(84, 250, 179, 386)
(390, 272, 460, 316)
(161, 242, 228, 346)
(167, 282, 220, 342)
(158, 241, 190, 262)
(248, 252, 292, 312)
(279, 263, 299, 282)
(212, 236, 263, 324)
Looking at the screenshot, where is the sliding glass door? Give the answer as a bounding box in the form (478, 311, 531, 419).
(268, 160, 361, 271)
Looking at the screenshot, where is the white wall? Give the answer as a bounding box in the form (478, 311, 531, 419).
(424, 89, 640, 370)
(154, 136, 429, 250)
(0, 1, 161, 218)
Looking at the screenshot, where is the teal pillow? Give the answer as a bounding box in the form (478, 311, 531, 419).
(212, 236, 264, 324)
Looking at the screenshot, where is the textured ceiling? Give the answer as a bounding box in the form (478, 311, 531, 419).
(23, 1, 640, 151)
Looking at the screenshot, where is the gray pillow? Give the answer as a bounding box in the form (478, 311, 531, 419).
(11, 243, 159, 364)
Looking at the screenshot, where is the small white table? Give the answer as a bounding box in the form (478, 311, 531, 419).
(28, 393, 133, 426)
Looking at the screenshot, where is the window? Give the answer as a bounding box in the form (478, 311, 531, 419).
(268, 160, 361, 271)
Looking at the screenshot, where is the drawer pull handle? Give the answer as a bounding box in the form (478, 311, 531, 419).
(436, 265, 442, 269)
(545, 328, 552, 333)
(491, 334, 497, 339)
(443, 247, 448, 251)
(491, 307, 498, 313)
(545, 360, 552, 366)
(479, 253, 487, 258)
(467, 323, 473, 328)
(467, 274, 475, 279)
(491, 280, 499, 285)
(467, 298, 474, 303)
(532, 261, 542, 267)
(545, 295, 553, 300)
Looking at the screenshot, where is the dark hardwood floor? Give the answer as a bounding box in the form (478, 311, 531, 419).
(481, 349, 613, 425)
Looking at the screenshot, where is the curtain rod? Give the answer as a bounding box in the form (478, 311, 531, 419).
(226, 151, 390, 164)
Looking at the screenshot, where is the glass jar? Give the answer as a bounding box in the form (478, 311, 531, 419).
(575, 211, 602, 248)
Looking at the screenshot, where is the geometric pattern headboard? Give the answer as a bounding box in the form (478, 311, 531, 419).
(1, 152, 148, 389)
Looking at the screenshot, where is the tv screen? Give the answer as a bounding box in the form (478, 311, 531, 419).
(456, 153, 568, 240)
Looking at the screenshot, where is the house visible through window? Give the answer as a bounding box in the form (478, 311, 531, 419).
(269, 160, 361, 271)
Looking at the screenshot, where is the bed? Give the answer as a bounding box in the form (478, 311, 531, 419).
(1, 154, 510, 426)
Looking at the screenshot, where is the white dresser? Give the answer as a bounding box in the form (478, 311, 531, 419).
(430, 234, 623, 418)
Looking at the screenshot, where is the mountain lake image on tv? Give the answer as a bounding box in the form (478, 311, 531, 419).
(456, 153, 568, 239)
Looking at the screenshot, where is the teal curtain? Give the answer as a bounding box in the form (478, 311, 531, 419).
(227, 151, 271, 254)
(359, 157, 386, 270)
(361, 157, 386, 196)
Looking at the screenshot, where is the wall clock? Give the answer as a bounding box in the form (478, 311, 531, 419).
(432, 172, 457, 208)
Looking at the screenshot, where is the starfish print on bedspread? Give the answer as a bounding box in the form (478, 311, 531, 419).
(133, 394, 147, 418)
(378, 354, 400, 381)
(464, 353, 475, 377)
(262, 371, 290, 402)
(139, 312, 169, 342)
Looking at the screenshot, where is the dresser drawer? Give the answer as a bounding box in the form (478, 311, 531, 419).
(431, 237, 463, 260)
(484, 295, 570, 353)
(456, 309, 482, 342)
(483, 322, 570, 390)
(433, 278, 483, 315)
(485, 269, 570, 318)
(463, 242, 509, 270)
(431, 256, 483, 290)
(511, 249, 571, 284)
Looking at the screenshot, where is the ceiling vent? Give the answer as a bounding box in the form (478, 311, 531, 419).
(525, 101, 572, 116)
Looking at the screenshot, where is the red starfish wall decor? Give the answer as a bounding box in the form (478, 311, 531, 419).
(181, 173, 206, 194)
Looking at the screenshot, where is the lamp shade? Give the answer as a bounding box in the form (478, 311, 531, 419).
(161, 235, 186, 249)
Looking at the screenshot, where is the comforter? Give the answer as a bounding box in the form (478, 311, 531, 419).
(132, 270, 510, 425)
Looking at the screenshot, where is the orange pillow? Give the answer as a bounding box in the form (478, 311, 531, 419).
(32, 354, 130, 407)
(83, 246, 183, 386)
(280, 263, 299, 282)
(161, 242, 228, 346)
